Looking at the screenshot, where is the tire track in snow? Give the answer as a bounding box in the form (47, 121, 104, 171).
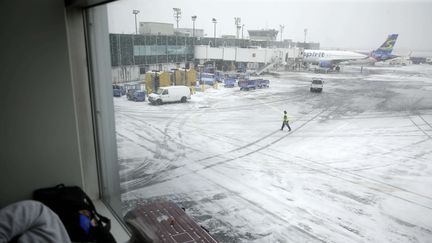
(408, 116, 432, 139)
(120, 113, 200, 153)
(195, 107, 324, 163)
(418, 114, 432, 130)
(137, 107, 432, 212)
(191, 116, 432, 212)
(199, 115, 432, 211)
(138, 107, 333, 188)
(276, 151, 432, 211)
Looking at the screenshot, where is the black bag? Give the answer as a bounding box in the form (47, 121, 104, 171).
(33, 184, 116, 243)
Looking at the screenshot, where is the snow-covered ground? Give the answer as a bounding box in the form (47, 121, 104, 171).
(114, 65, 432, 243)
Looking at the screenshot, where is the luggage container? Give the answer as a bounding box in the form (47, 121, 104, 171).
(112, 84, 125, 96)
(223, 77, 236, 88)
(187, 68, 197, 86)
(173, 68, 197, 87)
(199, 73, 216, 85)
(113, 88, 122, 97)
(257, 79, 270, 88)
(239, 79, 257, 91)
(127, 89, 138, 100)
(215, 71, 224, 83)
(132, 90, 146, 102)
(145, 71, 171, 94)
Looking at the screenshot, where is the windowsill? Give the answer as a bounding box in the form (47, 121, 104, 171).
(94, 200, 130, 243)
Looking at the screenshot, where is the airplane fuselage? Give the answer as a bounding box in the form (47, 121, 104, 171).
(303, 50, 368, 64)
(302, 34, 398, 66)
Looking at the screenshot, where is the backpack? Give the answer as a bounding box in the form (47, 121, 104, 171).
(33, 184, 117, 243)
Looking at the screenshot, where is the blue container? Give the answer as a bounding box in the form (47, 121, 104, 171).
(127, 89, 138, 100)
(113, 85, 126, 96)
(113, 88, 122, 97)
(199, 73, 216, 85)
(133, 91, 146, 102)
(257, 79, 270, 88)
(224, 78, 236, 88)
(239, 79, 257, 91)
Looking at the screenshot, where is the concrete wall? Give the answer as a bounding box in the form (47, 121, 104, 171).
(112, 66, 141, 83)
(0, 0, 95, 206)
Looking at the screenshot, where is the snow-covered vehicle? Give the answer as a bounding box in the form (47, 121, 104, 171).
(113, 88, 122, 97)
(126, 89, 138, 100)
(257, 79, 270, 88)
(132, 90, 146, 102)
(148, 86, 191, 105)
(239, 79, 257, 91)
(199, 73, 216, 85)
(224, 77, 236, 88)
(112, 84, 126, 96)
(310, 79, 324, 92)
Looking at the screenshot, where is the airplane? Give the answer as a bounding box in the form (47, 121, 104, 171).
(303, 34, 399, 70)
(367, 34, 399, 62)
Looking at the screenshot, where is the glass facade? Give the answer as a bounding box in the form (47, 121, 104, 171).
(110, 34, 194, 66)
(109, 33, 313, 67)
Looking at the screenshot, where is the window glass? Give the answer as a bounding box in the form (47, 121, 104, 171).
(88, 1, 432, 242)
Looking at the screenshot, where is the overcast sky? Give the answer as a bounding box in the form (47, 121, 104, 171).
(107, 0, 432, 52)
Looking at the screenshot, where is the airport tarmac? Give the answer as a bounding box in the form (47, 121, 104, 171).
(115, 64, 432, 242)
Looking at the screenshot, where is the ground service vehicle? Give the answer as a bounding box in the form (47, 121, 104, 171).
(199, 73, 216, 85)
(112, 84, 126, 96)
(113, 88, 122, 97)
(310, 79, 324, 92)
(126, 89, 138, 100)
(148, 86, 191, 105)
(132, 91, 146, 102)
(257, 79, 270, 88)
(239, 79, 257, 91)
(224, 78, 236, 88)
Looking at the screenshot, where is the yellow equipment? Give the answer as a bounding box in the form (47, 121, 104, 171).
(146, 69, 197, 94)
(145, 71, 171, 94)
(173, 68, 197, 86)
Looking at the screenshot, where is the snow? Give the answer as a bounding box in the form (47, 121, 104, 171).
(114, 64, 432, 242)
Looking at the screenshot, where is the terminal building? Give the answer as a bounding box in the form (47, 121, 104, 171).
(110, 24, 320, 83)
(139, 22, 204, 37)
(139, 22, 174, 35)
(248, 29, 279, 41)
(176, 28, 205, 37)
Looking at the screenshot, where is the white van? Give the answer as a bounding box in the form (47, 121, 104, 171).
(148, 86, 191, 105)
(310, 78, 324, 92)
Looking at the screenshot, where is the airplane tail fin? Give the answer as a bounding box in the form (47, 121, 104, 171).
(376, 34, 398, 54)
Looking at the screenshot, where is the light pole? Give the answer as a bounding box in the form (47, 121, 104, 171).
(191, 15, 197, 68)
(304, 28, 308, 43)
(279, 24, 285, 42)
(234, 17, 241, 39)
(191, 15, 197, 37)
(173, 8, 182, 29)
(132, 10, 140, 34)
(241, 24, 245, 39)
(212, 18, 217, 47)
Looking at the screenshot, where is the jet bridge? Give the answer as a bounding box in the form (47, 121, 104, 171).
(194, 45, 302, 65)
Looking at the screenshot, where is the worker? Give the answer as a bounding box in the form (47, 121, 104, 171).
(281, 110, 291, 131)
